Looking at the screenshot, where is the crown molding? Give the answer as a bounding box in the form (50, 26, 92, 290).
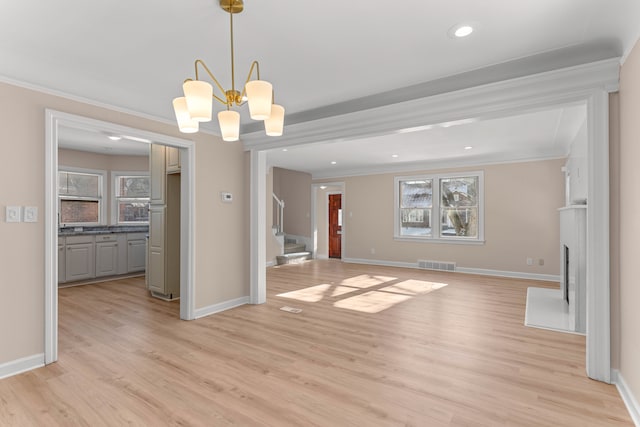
(0, 74, 220, 137)
(241, 58, 620, 151)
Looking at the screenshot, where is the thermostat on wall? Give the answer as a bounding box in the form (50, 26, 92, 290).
(221, 192, 233, 203)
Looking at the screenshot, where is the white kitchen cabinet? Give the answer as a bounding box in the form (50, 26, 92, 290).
(166, 146, 181, 173)
(58, 237, 66, 284)
(150, 144, 166, 204)
(116, 234, 128, 275)
(147, 171, 180, 300)
(127, 233, 147, 272)
(148, 206, 166, 295)
(96, 241, 118, 277)
(65, 235, 95, 282)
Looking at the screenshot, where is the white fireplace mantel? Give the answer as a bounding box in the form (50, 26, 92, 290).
(525, 205, 587, 334)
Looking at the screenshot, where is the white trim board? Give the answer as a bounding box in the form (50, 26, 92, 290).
(613, 370, 640, 426)
(194, 296, 250, 319)
(342, 257, 560, 282)
(241, 59, 619, 150)
(0, 354, 44, 380)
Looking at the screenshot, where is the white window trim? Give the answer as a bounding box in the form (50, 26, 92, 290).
(394, 171, 484, 243)
(58, 166, 107, 226)
(111, 171, 150, 225)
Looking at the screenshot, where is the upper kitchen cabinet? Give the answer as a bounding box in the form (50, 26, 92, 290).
(150, 143, 166, 204)
(166, 146, 181, 174)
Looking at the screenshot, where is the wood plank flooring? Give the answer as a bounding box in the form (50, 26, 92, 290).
(0, 260, 633, 426)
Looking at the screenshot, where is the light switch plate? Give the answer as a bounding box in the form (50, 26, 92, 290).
(6, 206, 21, 222)
(24, 206, 38, 222)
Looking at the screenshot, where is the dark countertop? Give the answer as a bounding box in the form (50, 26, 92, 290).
(59, 225, 149, 236)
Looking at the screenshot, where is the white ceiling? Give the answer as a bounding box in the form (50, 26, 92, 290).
(268, 104, 587, 178)
(58, 126, 150, 157)
(2, 0, 638, 176)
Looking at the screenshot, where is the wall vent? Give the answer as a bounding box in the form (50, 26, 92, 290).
(417, 259, 456, 272)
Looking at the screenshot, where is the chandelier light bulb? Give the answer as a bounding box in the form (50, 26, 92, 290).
(183, 80, 213, 122)
(264, 104, 285, 136)
(218, 110, 240, 141)
(172, 97, 199, 133)
(245, 80, 273, 120)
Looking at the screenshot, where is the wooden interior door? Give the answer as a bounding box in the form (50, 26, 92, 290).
(329, 194, 342, 259)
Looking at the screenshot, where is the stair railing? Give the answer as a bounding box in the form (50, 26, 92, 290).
(272, 193, 285, 234)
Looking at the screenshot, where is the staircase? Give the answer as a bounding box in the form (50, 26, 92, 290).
(276, 238, 312, 265)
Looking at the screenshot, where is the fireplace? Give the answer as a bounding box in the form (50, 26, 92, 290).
(524, 205, 586, 334)
(559, 205, 586, 333)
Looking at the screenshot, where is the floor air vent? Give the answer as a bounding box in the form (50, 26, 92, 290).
(417, 259, 456, 272)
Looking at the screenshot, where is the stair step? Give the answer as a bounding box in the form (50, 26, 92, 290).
(276, 252, 312, 265)
(284, 243, 306, 254)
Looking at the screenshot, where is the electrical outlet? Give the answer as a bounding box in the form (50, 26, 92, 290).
(526, 257, 533, 266)
(538, 258, 544, 266)
(371, 248, 376, 254)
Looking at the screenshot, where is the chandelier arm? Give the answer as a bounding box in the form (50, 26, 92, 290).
(193, 60, 230, 106)
(238, 60, 262, 103)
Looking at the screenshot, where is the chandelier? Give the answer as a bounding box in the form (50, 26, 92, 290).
(172, 0, 284, 141)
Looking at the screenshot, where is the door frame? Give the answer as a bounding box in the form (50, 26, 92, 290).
(45, 110, 197, 365)
(310, 183, 345, 259)
(327, 192, 343, 259)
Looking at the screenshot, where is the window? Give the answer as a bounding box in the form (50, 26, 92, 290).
(395, 172, 483, 242)
(58, 169, 105, 225)
(113, 173, 150, 224)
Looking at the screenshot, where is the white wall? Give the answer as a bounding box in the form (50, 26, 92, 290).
(315, 158, 565, 276)
(618, 37, 640, 416)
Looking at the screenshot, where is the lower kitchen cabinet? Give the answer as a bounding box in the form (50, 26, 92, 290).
(59, 231, 149, 284)
(58, 237, 66, 284)
(127, 233, 147, 272)
(65, 236, 95, 282)
(95, 235, 119, 277)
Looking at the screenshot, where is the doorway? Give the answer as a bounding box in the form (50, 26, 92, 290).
(45, 110, 196, 365)
(329, 194, 342, 258)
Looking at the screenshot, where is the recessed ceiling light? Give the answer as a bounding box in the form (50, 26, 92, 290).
(331, 161, 337, 165)
(391, 154, 399, 158)
(448, 24, 475, 39)
(122, 135, 152, 143)
(282, 148, 288, 152)
(107, 135, 122, 141)
(464, 146, 473, 150)
(320, 186, 327, 190)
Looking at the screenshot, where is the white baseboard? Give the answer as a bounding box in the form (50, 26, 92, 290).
(342, 257, 561, 282)
(613, 370, 640, 426)
(0, 353, 45, 380)
(343, 257, 416, 269)
(316, 254, 329, 260)
(266, 260, 276, 267)
(194, 296, 250, 319)
(457, 267, 560, 282)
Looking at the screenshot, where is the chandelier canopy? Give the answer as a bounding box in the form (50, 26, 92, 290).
(172, 0, 284, 141)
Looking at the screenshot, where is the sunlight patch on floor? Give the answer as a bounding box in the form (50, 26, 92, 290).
(277, 284, 334, 302)
(334, 291, 412, 313)
(380, 280, 448, 296)
(333, 280, 449, 313)
(276, 276, 448, 313)
(340, 274, 397, 289)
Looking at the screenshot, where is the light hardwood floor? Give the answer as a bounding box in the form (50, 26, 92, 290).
(0, 260, 633, 426)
